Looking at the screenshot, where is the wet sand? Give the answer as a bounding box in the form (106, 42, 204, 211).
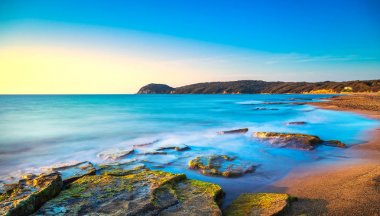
(274, 94, 380, 215)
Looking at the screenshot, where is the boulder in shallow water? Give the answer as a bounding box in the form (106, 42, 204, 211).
(0, 172, 62, 216)
(49, 161, 96, 185)
(224, 193, 294, 216)
(253, 132, 322, 150)
(97, 148, 134, 160)
(218, 128, 249, 135)
(188, 155, 256, 177)
(36, 168, 223, 215)
(323, 140, 346, 148)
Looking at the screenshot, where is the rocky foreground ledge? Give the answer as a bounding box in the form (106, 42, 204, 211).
(0, 164, 294, 216)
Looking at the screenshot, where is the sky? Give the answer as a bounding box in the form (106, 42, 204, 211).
(0, 0, 379, 93)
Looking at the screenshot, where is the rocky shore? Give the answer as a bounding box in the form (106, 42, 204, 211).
(1, 93, 379, 215)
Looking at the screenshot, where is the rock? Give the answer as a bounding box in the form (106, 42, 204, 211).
(188, 155, 256, 177)
(98, 160, 146, 176)
(133, 140, 160, 148)
(156, 144, 190, 151)
(253, 132, 322, 150)
(0, 172, 62, 216)
(253, 108, 279, 111)
(324, 140, 347, 148)
(36, 168, 223, 215)
(218, 128, 249, 135)
(224, 193, 293, 216)
(49, 161, 96, 185)
(97, 148, 134, 160)
(139, 151, 168, 155)
(286, 121, 307, 125)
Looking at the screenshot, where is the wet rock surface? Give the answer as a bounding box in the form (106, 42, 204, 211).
(156, 144, 190, 151)
(218, 128, 248, 135)
(48, 161, 96, 185)
(253, 132, 347, 150)
(36, 167, 223, 216)
(188, 155, 256, 177)
(97, 148, 134, 160)
(253, 132, 322, 150)
(0, 172, 62, 216)
(224, 193, 293, 216)
(323, 140, 347, 148)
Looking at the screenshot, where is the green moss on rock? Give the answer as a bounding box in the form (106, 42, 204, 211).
(188, 155, 256, 177)
(224, 193, 293, 216)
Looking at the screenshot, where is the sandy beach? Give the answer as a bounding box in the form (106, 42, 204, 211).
(274, 94, 380, 215)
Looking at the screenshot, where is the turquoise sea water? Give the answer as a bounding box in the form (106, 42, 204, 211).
(0, 94, 379, 203)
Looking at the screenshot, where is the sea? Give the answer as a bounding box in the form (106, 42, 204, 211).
(0, 94, 379, 204)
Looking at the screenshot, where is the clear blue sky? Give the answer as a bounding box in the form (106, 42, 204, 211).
(0, 0, 379, 93)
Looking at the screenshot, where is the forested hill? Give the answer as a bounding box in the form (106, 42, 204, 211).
(137, 80, 380, 94)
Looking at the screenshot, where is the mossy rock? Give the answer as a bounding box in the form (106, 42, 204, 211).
(0, 172, 62, 216)
(188, 155, 256, 177)
(224, 193, 294, 216)
(253, 132, 322, 150)
(36, 168, 223, 215)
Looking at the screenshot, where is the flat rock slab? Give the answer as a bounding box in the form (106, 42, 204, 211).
(224, 193, 292, 216)
(0, 172, 62, 216)
(156, 144, 190, 151)
(188, 155, 256, 177)
(97, 148, 134, 160)
(218, 128, 248, 135)
(36, 168, 223, 216)
(49, 161, 96, 185)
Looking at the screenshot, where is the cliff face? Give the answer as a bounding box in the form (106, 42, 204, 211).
(137, 83, 175, 94)
(137, 80, 380, 94)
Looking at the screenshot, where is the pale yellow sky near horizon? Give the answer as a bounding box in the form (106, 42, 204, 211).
(1, 22, 379, 94)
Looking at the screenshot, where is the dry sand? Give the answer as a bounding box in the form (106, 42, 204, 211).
(274, 94, 380, 216)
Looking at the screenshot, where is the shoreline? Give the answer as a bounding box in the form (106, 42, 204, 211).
(272, 94, 380, 215)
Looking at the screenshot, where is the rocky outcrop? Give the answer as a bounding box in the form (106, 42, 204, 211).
(188, 155, 256, 177)
(224, 193, 294, 216)
(253, 132, 347, 150)
(0, 172, 62, 216)
(137, 84, 175, 94)
(36, 167, 223, 215)
(218, 128, 248, 135)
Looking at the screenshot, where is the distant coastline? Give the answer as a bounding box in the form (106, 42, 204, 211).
(137, 80, 380, 94)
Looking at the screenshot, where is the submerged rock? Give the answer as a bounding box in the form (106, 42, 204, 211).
(218, 128, 249, 135)
(36, 168, 223, 215)
(324, 140, 347, 148)
(0, 172, 62, 216)
(156, 144, 190, 151)
(188, 155, 256, 177)
(97, 148, 134, 160)
(224, 193, 293, 216)
(253, 132, 322, 150)
(253, 108, 279, 111)
(286, 121, 307, 125)
(49, 161, 96, 185)
(133, 140, 160, 148)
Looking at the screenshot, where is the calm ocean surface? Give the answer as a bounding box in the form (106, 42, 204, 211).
(0, 94, 378, 203)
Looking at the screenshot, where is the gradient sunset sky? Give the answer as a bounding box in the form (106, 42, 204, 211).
(1, 0, 379, 93)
